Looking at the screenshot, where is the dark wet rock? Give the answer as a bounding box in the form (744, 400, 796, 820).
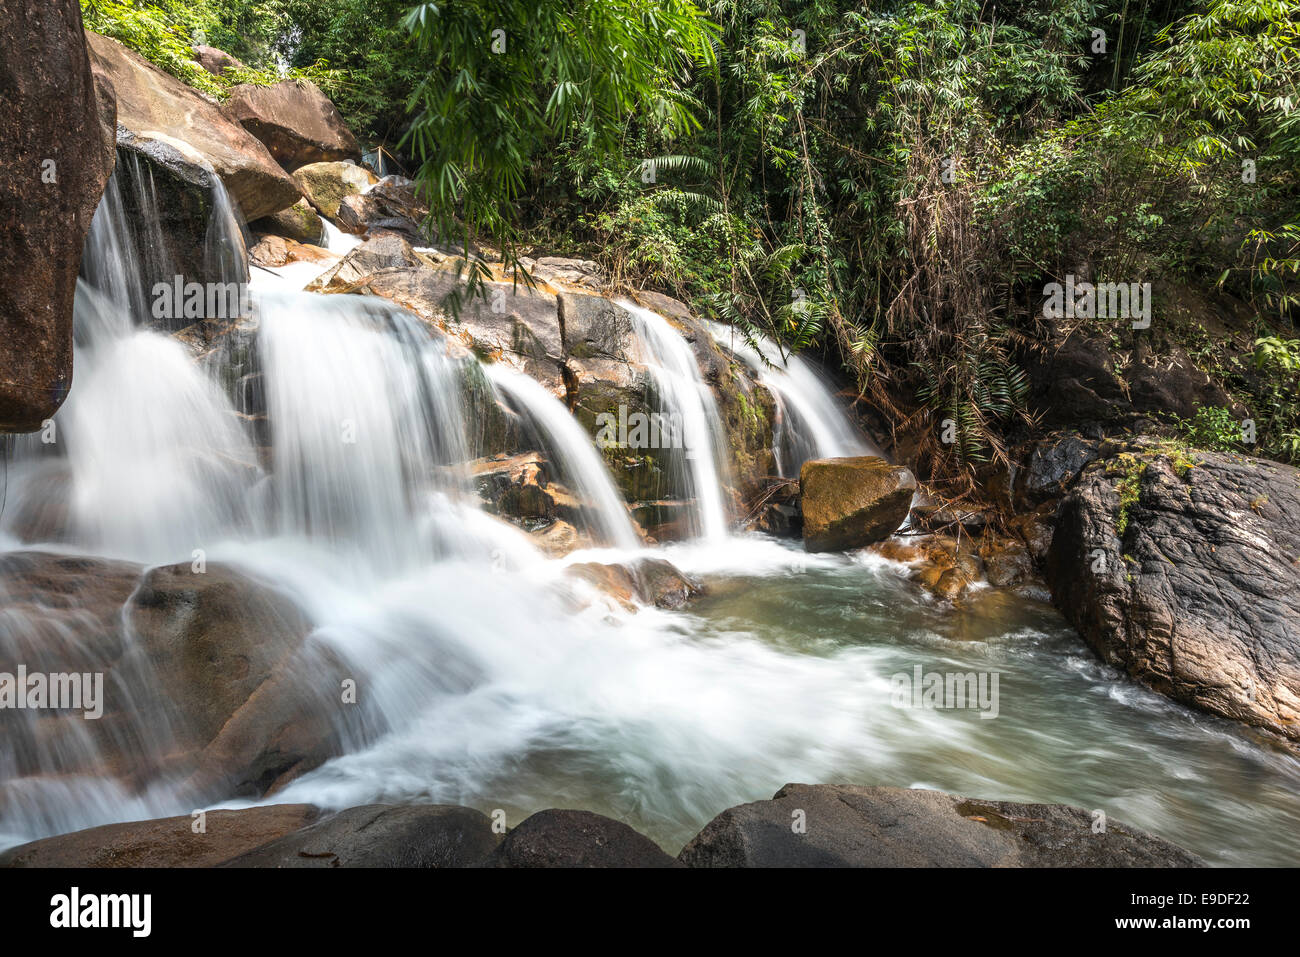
(0, 1, 116, 430)
(800, 456, 916, 552)
(485, 809, 675, 867)
(678, 783, 1203, 867)
(220, 804, 500, 868)
(0, 805, 321, 868)
(628, 500, 696, 543)
(1018, 432, 1101, 503)
(1048, 445, 1300, 741)
(223, 80, 361, 172)
(1024, 316, 1238, 433)
(745, 477, 802, 537)
(108, 138, 251, 319)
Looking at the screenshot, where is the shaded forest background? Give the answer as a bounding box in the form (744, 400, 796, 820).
(81, 0, 1300, 491)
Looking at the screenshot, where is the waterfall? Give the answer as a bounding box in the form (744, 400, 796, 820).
(484, 365, 640, 550)
(321, 219, 362, 256)
(255, 287, 474, 571)
(620, 301, 732, 541)
(1, 165, 260, 564)
(704, 319, 879, 475)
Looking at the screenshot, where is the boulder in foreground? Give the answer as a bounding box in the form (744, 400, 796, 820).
(0, 805, 321, 868)
(1048, 445, 1300, 742)
(87, 32, 300, 221)
(678, 783, 1204, 867)
(483, 809, 675, 867)
(800, 456, 915, 551)
(220, 805, 500, 868)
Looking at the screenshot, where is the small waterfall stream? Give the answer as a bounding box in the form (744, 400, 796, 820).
(484, 365, 640, 550)
(704, 319, 879, 475)
(621, 301, 732, 540)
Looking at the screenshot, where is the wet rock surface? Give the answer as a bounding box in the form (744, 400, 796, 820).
(678, 783, 1204, 867)
(0, 805, 321, 868)
(1048, 445, 1300, 741)
(483, 809, 675, 867)
(220, 805, 500, 868)
(1, 786, 1202, 868)
(800, 456, 916, 552)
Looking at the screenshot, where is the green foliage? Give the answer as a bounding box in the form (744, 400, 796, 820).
(81, 0, 342, 101)
(1107, 453, 1149, 536)
(401, 0, 718, 303)
(1249, 336, 1300, 462)
(1178, 406, 1243, 453)
(87, 0, 1300, 483)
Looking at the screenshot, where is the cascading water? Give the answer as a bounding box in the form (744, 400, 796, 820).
(704, 319, 878, 475)
(483, 365, 640, 550)
(620, 301, 732, 540)
(3, 172, 1300, 867)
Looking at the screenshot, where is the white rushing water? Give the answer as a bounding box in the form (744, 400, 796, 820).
(704, 319, 879, 475)
(621, 301, 732, 540)
(484, 365, 640, 550)
(3, 165, 1300, 866)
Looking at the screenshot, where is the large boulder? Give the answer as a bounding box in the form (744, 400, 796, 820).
(799, 456, 916, 551)
(0, 1, 116, 431)
(678, 784, 1203, 867)
(484, 810, 675, 868)
(0, 553, 344, 807)
(1047, 445, 1300, 741)
(0, 805, 321, 868)
(292, 160, 377, 220)
(223, 80, 361, 172)
(220, 804, 500, 868)
(192, 44, 245, 78)
(87, 32, 300, 221)
(249, 198, 324, 244)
